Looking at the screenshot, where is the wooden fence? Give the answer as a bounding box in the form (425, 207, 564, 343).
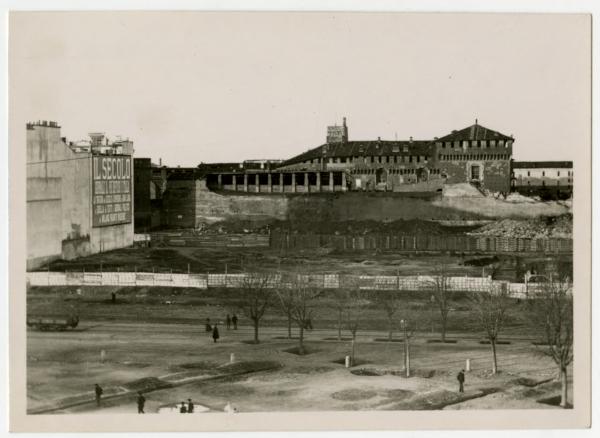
(269, 231, 572, 254)
(27, 271, 544, 298)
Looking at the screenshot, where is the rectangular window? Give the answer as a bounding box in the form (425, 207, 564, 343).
(542, 171, 545, 177)
(490, 140, 496, 147)
(472, 140, 478, 148)
(481, 140, 487, 148)
(471, 165, 480, 180)
(499, 140, 505, 147)
(527, 171, 530, 177)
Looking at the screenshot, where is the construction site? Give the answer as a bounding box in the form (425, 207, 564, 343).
(26, 117, 575, 415)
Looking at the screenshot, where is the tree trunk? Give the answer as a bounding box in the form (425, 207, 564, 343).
(491, 339, 498, 374)
(287, 315, 292, 339)
(337, 309, 342, 341)
(560, 366, 568, 408)
(298, 325, 305, 355)
(351, 333, 356, 366)
(388, 317, 393, 341)
(441, 314, 447, 342)
(253, 319, 259, 343)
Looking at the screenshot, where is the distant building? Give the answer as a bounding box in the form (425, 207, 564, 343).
(26, 121, 134, 270)
(511, 161, 573, 198)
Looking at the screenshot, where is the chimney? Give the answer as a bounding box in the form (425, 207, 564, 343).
(343, 117, 347, 127)
(409, 136, 413, 143)
(159, 158, 162, 166)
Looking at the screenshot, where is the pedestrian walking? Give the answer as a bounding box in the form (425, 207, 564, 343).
(205, 318, 212, 332)
(232, 314, 238, 330)
(137, 392, 145, 414)
(305, 318, 313, 330)
(94, 384, 103, 406)
(212, 324, 220, 343)
(179, 401, 187, 413)
(187, 398, 194, 413)
(226, 314, 231, 330)
(457, 369, 465, 393)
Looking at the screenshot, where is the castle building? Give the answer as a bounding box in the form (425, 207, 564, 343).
(278, 118, 514, 193)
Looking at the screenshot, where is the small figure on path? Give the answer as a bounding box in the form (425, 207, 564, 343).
(226, 314, 231, 330)
(305, 318, 313, 331)
(205, 318, 212, 332)
(137, 392, 145, 414)
(232, 314, 238, 330)
(212, 324, 220, 343)
(94, 383, 103, 406)
(111, 291, 116, 304)
(457, 369, 465, 393)
(179, 401, 187, 413)
(187, 398, 194, 413)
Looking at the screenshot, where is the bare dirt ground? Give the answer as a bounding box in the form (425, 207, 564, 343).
(27, 318, 570, 414)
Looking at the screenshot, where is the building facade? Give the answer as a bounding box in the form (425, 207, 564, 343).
(511, 161, 573, 198)
(26, 121, 134, 270)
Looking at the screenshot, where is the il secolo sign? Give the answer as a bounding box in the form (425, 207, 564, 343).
(92, 155, 132, 227)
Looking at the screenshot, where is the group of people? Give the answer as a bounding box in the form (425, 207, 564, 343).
(178, 399, 195, 413)
(205, 314, 238, 343)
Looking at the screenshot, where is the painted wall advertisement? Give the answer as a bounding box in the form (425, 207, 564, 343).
(92, 155, 132, 227)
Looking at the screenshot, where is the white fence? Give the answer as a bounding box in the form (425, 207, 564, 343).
(26, 271, 544, 297)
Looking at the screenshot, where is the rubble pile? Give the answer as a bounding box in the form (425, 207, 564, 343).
(442, 183, 485, 198)
(468, 214, 572, 239)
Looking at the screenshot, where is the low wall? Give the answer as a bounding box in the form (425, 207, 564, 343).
(26, 271, 543, 298)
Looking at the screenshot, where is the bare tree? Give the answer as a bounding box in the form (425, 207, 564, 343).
(237, 272, 275, 344)
(371, 290, 402, 341)
(330, 288, 351, 341)
(530, 276, 573, 408)
(276, 276, 322, 354)
(344, 289, 369, 366)
(427, 265, 455, 342)
(276, 286, 295, 339)
(469, 284, 512, 374)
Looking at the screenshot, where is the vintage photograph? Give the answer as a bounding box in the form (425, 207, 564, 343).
(9, 10, 591, 431)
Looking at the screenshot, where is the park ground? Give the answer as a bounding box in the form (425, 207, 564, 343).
(27, 285, 572, 414)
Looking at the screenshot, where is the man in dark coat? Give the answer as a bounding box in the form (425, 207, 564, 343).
(187, 398, 194, 413)
(212, 324, 220, 343)
(94, 384, 103, 406)
(232, 314, 238, 330)
(457, 369, 465, 393)
(137, 392, 146, 414)
(179, 401, 187, 413)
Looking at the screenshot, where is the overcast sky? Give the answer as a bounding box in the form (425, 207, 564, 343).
(11, 12, 590, 166)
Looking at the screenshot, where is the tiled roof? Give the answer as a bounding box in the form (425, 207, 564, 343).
(436, 124, 512, 142)
(283, 140, 432, 165)
(512, 161, 572, 169)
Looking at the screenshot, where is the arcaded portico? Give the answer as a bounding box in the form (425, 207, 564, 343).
(207, 170, 348, 193)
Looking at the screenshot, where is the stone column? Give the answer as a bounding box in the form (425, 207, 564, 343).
(316, 172, 321, 192)
(217, 174, 223, 189)
(329, 172, 334, 191)
(243, 174, 248, 192)
(255, 174, 260, 193)
(232, 174, 237, 191)
(292, 173, 297, 193)
(304, 172, 309, 193)
(341, 172, 347, 191)
(267, 173, 272, 193)
(279, 173, 284, 193)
